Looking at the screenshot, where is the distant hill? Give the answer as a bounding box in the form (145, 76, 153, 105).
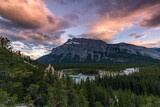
(37, 38, 160, 64)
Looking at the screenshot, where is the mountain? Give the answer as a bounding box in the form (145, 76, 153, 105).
(151, 48, 160, 52)
(37, 38, 160, 63)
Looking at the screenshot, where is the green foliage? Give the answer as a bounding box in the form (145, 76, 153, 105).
(48, 80, 68, 107)
(0, 36, 46, 105)
(53, 63, 153, 72)
(143, 95, 160, 107)
(0, 36, 12, 50)
(0, 89, 17, 107)
(63, 68, 99, 75)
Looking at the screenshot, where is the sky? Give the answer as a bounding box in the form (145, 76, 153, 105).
(0, 0, 160, 59)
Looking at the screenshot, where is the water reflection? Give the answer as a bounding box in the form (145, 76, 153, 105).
(69, 73, 95, 83)
(68, 68, 139, 83)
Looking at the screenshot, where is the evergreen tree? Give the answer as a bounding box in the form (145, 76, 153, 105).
(48, 79, 67, 107)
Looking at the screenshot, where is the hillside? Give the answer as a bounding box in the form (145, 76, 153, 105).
(0, 37, 88, 106)
(0, 37, 46, 105)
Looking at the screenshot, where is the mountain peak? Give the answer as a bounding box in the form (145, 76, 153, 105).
(65, 38, 107, 45)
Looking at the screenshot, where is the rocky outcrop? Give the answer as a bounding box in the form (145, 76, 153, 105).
(44, 64, 54, 76)
(44, 64, 63, 79)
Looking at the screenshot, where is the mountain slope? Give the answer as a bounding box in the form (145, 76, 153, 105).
(0, 37, 46, 102)
(37, 38, 160, 63)
(151, 48, 160, 52)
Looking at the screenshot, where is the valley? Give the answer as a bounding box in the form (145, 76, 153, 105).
(63, 67, 139, 83)
(1, 36, 160, 107)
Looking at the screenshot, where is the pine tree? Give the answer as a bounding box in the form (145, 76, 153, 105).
(48, 79, 68, 107)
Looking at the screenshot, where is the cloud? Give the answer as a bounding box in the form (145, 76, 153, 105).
(140, 10, 160, 28)
(53, 0, 82, 4)
(68, 34, 76, 38)
(0, 19, 65, 45)
(129, 33, 137, 37)
(84, 0, 160, 42)
(129, 33, 145, 39)
(18, 30, 65, 44)
(0, 0, 70, 43)
(154, 26, 160, 30)
(135, 35, 145, 39)
(12, 41, 54, 59)
(0, 0, 71, 58)
(0, 0, 70, 30)
(84, 30, 115, 43)
(129, 41, 160, 48)
(0, 0, 50, 29)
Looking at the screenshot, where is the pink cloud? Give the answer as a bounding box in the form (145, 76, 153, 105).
(128, 41, 160, 48)
(129, 33, 145, 38)
(0, 0, 70, 44)
(0, 0, 69, 30)
(129, 33, 137, 37)
(84, 0, 160, 42)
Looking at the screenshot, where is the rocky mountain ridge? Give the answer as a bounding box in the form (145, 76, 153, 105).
(37, 38, 160, 63)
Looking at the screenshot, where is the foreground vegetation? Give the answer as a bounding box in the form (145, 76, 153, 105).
(1, 36, 160, 107)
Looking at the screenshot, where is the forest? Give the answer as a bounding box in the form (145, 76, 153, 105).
(1, 36, 160, 107)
